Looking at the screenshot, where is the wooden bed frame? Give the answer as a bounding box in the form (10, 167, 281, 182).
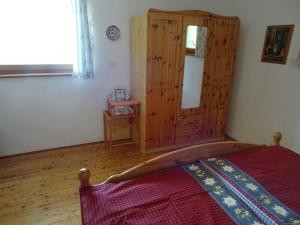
(79, 132, 282, 188)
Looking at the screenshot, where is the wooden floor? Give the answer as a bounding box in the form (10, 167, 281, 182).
(0, 143, 161, 225)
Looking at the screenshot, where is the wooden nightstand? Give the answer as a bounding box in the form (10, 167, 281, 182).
(103, 99, 140, 153)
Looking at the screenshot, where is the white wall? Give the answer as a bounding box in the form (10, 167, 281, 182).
(3, 0, 299, 156)
(224, 0, 300, 152)
(0, 0, 227, 156)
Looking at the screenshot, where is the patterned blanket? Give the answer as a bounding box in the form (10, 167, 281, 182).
(184, 158, 300, 225)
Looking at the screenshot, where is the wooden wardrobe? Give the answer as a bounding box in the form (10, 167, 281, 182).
(131, 9, 240, 154)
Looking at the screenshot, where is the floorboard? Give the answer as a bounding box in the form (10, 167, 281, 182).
(0, 143, 161, 225)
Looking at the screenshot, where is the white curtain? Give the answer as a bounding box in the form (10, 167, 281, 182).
(296, 49, 300, 68)
(72, 0, 94, 79)
(195, 27, 207, 58)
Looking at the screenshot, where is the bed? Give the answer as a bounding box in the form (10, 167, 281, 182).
(78, 132, 300, 225)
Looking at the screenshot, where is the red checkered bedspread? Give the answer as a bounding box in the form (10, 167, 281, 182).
(80, 146, 300, 225)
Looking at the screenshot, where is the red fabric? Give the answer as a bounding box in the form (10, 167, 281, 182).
(80, 167, 235, 225)
(223, 145, 300, 215)
(80, 146, 300, 225)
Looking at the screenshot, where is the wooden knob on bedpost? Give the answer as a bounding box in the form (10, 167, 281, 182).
(272, 131, 282, 146)
(79, 168, 91, 188)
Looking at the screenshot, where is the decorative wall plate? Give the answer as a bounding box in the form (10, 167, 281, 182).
(106, 25, 120, 41)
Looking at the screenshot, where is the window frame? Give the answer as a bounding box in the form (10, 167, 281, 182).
(185, 47, 196, 56)
(0, 64, 73, 77)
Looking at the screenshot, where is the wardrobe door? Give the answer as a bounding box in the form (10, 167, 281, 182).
(146, 13, 183, 150)
(175, 16, 240, 144)
(175, 16, 211, 144)
(202, 18, 240, 138)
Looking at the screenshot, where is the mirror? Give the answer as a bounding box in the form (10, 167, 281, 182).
(181, 25, 207, 109)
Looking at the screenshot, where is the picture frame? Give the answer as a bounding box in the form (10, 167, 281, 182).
(261, 25, 294, 64)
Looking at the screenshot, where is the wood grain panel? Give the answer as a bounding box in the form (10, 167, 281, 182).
(130, 12, 148, 153)
(146, 13, 182, 150)
(175, 115, 205, 144)
(203, 18, 240, 138)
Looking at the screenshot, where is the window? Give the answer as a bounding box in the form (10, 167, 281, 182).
(186, 25, 198, 55)
(186, 26, 198, 49)
(0, 0, 74, 77)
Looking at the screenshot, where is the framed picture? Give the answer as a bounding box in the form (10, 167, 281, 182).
(261, 25, 294, 64)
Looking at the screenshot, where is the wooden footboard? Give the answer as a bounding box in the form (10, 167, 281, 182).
(79, 132, 282, 187)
